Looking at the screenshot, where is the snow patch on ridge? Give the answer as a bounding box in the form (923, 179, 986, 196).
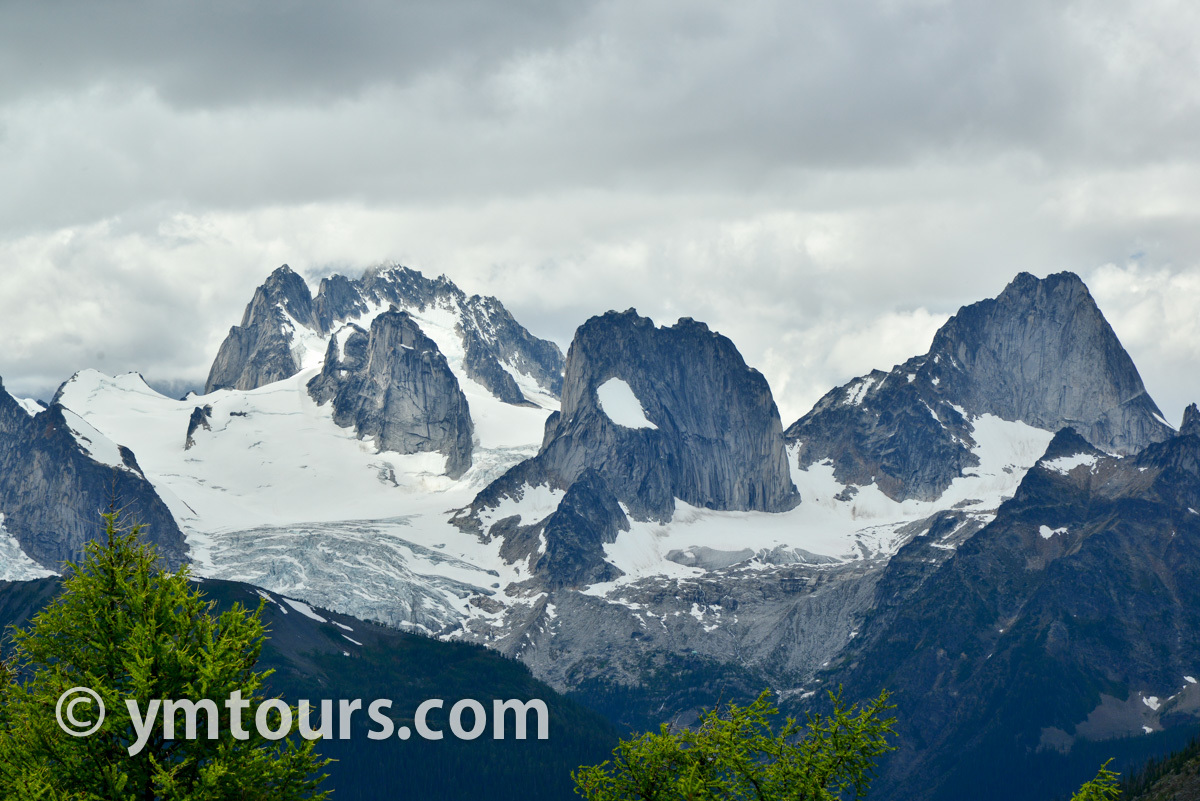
(283, 597, 328, 622)
(59, 406, 131, 471)
(844, 377, 876, 406)
(1042, 453, 1099, 474)
(16, 397, 43, 417)
(478, 484, 566, 528)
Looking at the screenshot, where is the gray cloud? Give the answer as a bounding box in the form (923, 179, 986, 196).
(0, 0, 1197, 425)
(0, 1, 591, 108)
(3, 0, 1198, 232)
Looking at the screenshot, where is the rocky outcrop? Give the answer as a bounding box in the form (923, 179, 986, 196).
(184, 405, 212, 450)
(457, 294, 564, 401)
(308, 311, 473, 478)
(1181, 403, 1200, 439)
(461, 310, 798, 586)
(338, 266, 564, 401)
(787, 272, 1174, 501)
(533, 471, 630, 587)
(928, 271, 1171, 451)
(547, 310, 797, 519)
(205, 265, 317, 393)
(498, 309, 795, 519)
(0, 379, 187, 569)
(819, 425, 1200, 801)
(207, 263, 565, 404)
(483, 470, 630, 590)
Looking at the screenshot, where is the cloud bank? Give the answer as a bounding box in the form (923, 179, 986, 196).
(1, 0, 1197, 423)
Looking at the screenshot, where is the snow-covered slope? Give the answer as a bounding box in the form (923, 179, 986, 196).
(586, 413, 1054, 592)
(55, 368, 554, 631)
(53, 363, 1058, 639)
(49, 263, 574, 631)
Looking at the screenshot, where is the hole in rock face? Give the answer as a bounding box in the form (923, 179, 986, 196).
(596, 378, 657, 431)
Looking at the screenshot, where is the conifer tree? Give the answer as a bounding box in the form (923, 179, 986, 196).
(0, 511, 328, 800)
(1070, 761, 1121, 801)
(573, 688, 896, 801)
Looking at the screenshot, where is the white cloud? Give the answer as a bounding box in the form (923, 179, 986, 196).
(1086, 263, 1200, 423)
(0, 0, 1198, 424)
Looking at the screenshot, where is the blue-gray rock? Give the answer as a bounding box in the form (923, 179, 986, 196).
(538, 310, 798, 519)
(787, 271, 1174, 501)
(207, 264, 564, 405)
(462, 310, 798, 585)
(204, 265, 317, 393)
(818, 423, 1200, 801)
(308, 311, 473, 479)
(183, 404, 212, 450)
(1181, 403, 1200, 439)
(0, 378, 187, 569)
(486, 469, 629, 590)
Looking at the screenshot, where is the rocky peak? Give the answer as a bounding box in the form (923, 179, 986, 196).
(206, 263, 565, 406)
(313, 273, 366, 332)
(204, 264, 317, 393)
(1038, 426, 1104, 463)
(359, 264, 465, 310)
(0, 378, 187, 570)
(540, 309, 798, 520)
(925, 271, 1171, 454)
(254, 264, 318, 329)
(1181, 403, 1200, 438)
(0, 377, 30, 436)
(308, 312, 473, 479)
(462, 309, 798, 586)
(787, 271, 1173, 501)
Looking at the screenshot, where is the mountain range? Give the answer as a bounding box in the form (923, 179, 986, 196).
(0, 264, 1196, 799)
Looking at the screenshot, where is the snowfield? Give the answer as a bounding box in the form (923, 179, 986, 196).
(586, 414, 1054, 594)
(55, 368, 542, 630)
(54, 365, 1057, 635)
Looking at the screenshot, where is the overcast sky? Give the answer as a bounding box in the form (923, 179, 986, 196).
(1, 0, 1199, 424)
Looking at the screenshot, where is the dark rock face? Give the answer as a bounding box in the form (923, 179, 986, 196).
(513, 309, 796, 521)
(461, 310, 798, 587)
(1181, 403, 1200, 439)
(534, 471, 630, 587)
(787, 272, 1174, 501)
(819, 426, 1200, 801)
(929, 272, 1170, 450)
(184, 405, 212, 450)
(205, 265, 317, 393)
(308, 312, 473, 478)
(207, 263, 564, 404)
(483, 469, 629, 590)
(457, 294, 565, 401)
(786, 367, 978, 502)
(0, 380, 187, 569)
